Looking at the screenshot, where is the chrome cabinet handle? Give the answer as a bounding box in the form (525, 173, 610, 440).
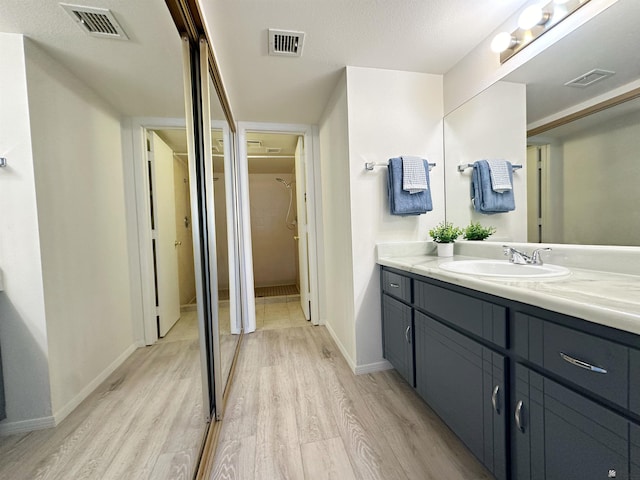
(515, 400, 524, 432)
(559, 352, 608, 374)
(389, 283, 400, 288)
(491, 385, 500, 414)
(404, 325, 411, 343)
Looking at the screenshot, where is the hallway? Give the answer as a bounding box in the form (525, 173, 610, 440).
(208, 322, 492, 479)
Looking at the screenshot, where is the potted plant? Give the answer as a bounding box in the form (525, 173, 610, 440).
(429, 221, 462, 257)
(463, 222, 496, 241)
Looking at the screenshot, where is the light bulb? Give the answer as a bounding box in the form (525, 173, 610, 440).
(518, 4, 551, 30)
(491, 32, 517, 53)
(554, 0, 570, 4)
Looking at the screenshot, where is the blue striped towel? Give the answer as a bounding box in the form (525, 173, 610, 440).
(486, 159, 512, 192)
(401, 156, 428, 194)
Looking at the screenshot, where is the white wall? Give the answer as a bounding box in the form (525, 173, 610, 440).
(346, 67, 445, 369)
(558, 110, 640, 245)
(444, 81, 527, 243)
(319, 67, 445, 371)
(24, 40, 135, 421)
(0, 34, 54, 431)
(318, 72, 357, 365)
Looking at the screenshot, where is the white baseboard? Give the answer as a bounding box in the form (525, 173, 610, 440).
(323, 321, 357, 372)
(0, 415, 56, 436)
(354, 360, 393, 375)
(323, 321, 394, 375)
(52, 343, 138, 425)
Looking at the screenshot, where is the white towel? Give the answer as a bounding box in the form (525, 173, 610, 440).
(486, 159, 512, 192)
(401, 156, 428, 194)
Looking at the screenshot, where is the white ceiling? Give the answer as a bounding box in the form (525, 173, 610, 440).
(199, 0, 530, 124)
(0, 0, 185, 118)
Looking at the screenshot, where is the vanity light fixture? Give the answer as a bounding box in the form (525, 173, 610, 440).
(492, 0, 591, 63)
(518, 4, 552, 30)
(491, 32, 518, 53)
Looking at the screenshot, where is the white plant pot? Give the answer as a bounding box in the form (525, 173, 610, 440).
(437, 242, 454, 257)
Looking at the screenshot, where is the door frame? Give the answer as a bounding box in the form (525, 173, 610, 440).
(125, 117, 232, 345)
(237, 122, 322, 332)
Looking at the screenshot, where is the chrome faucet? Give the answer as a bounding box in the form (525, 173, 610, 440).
(503, 245, 552, 265)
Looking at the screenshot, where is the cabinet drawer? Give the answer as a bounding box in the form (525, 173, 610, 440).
(414, 280, 507, 348)
(542, 321, 628, 409)
(381, 269, 411, 303)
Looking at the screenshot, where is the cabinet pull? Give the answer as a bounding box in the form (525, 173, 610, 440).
(404, 325, 411, 343)
(491, 385, 500, 414)
(559, 352, 608, 374)
(389, 283, 400, 288)
(515, 400, 524, 432)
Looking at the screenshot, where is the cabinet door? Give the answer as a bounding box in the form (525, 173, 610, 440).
(382, 294, 414, 386)
(415, 312, 507, 480)
(512, 363, 629, 480)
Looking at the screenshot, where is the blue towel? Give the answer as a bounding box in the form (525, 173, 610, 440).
(471, 160, 515, 214)
(388, 157, 433, 215)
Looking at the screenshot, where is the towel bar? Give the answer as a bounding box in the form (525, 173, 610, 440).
(365, 161, 436, 171)
(457, 163, 522, 172)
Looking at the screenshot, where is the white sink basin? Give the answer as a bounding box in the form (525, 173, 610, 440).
(439, 260, 570, 279)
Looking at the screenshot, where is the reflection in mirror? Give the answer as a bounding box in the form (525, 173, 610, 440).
(445, 0, 640, 247)
(527, 95, 640, 246)
(444, 82, 527, 242)
(209, 76, 241, 394)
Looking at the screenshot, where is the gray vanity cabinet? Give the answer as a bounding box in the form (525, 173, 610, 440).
(379, 266, 640, 480)
(512, 363, 629, 480)
(415, 311, 507, 480)
(381, 293, 414, 386)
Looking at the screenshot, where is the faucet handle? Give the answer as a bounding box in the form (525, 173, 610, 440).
(531, 247, 552, 264)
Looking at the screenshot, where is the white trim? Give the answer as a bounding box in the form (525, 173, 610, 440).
(0, 415, 56, 436)
(124, 115, 188, 346)
(323, 321, 357, 373)
(354, 360, 393, 375)
(236, 121, 322, 331)
(236, 125, 257, 333)
(52, 343, 138, 426)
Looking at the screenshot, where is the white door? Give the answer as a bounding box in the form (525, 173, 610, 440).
(294, 136, 311, 320)
(150, 132, 181, 337)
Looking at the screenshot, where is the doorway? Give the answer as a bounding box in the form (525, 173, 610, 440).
(237, 123, 321, 333)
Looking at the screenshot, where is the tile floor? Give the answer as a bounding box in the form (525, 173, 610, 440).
(255, 296, 309, 331)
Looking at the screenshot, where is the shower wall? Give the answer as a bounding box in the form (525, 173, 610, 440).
(249, 173, 298, 287)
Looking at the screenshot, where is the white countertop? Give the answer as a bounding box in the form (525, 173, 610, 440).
(377, 251, 640, 337)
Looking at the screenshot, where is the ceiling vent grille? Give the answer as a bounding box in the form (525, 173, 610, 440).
(60, 3, 128, 40)
(266, 147, 282, 154)
(269, 29, 305, 57)
(564, 69, 615, 88)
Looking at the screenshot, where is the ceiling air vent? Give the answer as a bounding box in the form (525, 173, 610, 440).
(268, 29, 305, 57)
(60, 3, 128, 40)
(564, 69, 615, 88)
(266, 147, 282, 154)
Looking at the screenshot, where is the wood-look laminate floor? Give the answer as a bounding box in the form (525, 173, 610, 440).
(209, 319, 494, 480)
(0, 312, 207, 480)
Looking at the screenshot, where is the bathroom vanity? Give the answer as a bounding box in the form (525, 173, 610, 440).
(378, 243, 640, 480)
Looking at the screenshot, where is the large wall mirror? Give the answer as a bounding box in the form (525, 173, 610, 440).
(444, 0, 640, 246)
